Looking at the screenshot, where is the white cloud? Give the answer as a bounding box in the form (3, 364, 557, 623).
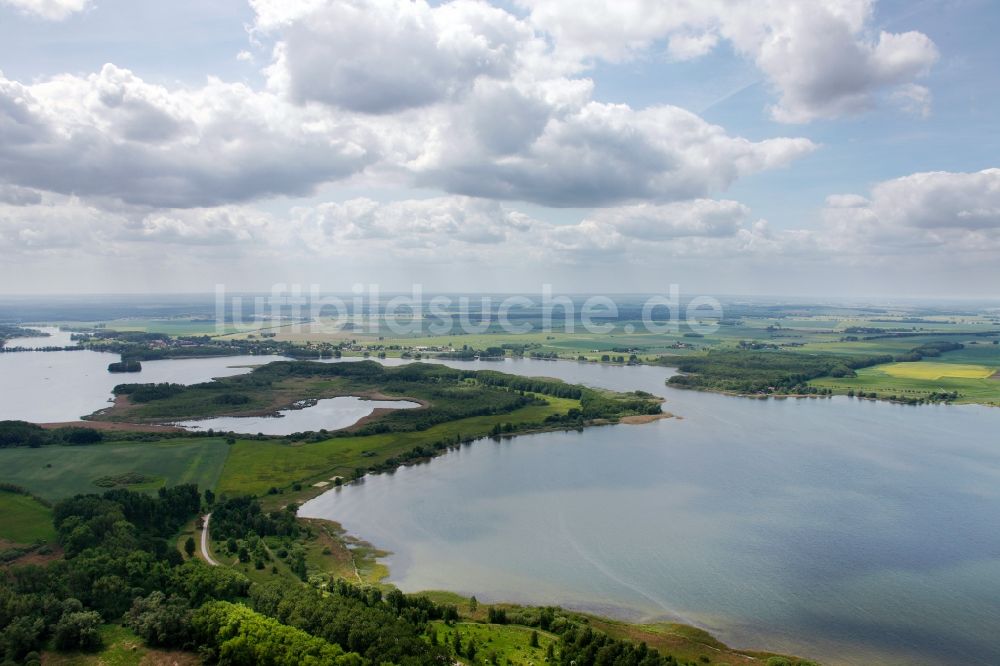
(0, 0, 88, 20)
(258, 0, 543, 114)
(587, 200, 749, 240)
(890, 83, 932, 118)
(0, 193, 286, 254)
(820, 169, 1000, 253)
(0, 184, 43, 206)
(297, 196, 535, 252)
(247, 0, 815, 207)
(518, 0, 939, 122)
(416, 92, 816, 206)
(0, 65, 374, 208)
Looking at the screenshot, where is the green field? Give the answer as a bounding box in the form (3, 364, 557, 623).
(219, 396, 579, 496)
(431, 621, 555, 666)
(0, 490, 56, 544)
(0, 439, 232, 501)
(812, 364, 1000, 405)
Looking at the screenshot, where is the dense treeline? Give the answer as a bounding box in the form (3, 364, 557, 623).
(192, 601, 361, 666)
(107, 359, 142, 373)
(210, 496, 300, 541)
(0, 325, 46, 346)
(0, 421, 104, 447)
(666, 337, 979, 396)
(558, 625, 679, 666)
(113, 383, 186, 403)
(667, 351, 893, 394)
(439, 347, 505, 359)
(82, 330, 339, 361)
(250, 581, 453, 665)
(893, 341, 964, 362)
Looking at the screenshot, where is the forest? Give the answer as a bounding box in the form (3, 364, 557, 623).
(666, 350, 893, 394)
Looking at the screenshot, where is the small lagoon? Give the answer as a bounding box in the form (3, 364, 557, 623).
(173, 396, 419, 435)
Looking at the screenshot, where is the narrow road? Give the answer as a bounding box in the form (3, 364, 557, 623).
(201, 513, 219, 566)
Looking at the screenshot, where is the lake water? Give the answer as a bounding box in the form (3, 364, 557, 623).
(0, 345, 288, 422)
(173, 396, 419, 435)
(300, 358, 1000, 666)
(2, 325, 78, 349)
(2, 348, 999, 664)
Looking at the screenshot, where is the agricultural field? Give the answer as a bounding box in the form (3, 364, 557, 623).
(0, 438, 231, 501)
(0, 490, 56, 544)
(879, 361, 995, 380)
(811, 364, 1000, 405)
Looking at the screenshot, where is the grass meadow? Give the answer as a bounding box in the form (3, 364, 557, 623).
(0, 438, 231, 501)
(0, 491, 56, 544)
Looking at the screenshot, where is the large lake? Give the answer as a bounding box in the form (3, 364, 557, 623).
(300, 358, 1000, 666)
(2, 348, 999, 664)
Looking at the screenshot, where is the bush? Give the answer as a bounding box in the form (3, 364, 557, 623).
(213, 393, 252, 405)
(125, 592, 193, 648)
(53, 610, 103, 651)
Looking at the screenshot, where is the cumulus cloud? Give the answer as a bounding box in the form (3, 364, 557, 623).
(0, 190, 768, 269)
(300, 195, 771, 265)
(0, 185, 43, 206)
(247, 0, 815, 207)
(0, 0, 88, 20)
(297, 196, 535, 247)
(587, 200, 749, 240)
(821, 169, 1000, 253)
(519, 0, 939, 122)
(416, 92, 816, 206)
(257, 0, 543, 114)
(0, 65, 374, 208)
(0, 194, 286, 254)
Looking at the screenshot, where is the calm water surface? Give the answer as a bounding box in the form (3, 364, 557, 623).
(3, 348, 999, 664)
(301, 358, 1000, 666)
(2, 325, 78, 349)
(0, 346, 288, 422)
(173, 396, 419, 435)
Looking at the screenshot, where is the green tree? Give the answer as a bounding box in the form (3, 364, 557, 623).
(125, 592, 192, 648)
(184, 536, 196, 558)
(53, 610, 103, 651)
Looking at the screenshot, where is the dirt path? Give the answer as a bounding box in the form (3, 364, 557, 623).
(201, 513, 219, 566)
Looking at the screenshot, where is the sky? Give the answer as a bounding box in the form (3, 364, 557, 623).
(0, 0, 998, 297)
